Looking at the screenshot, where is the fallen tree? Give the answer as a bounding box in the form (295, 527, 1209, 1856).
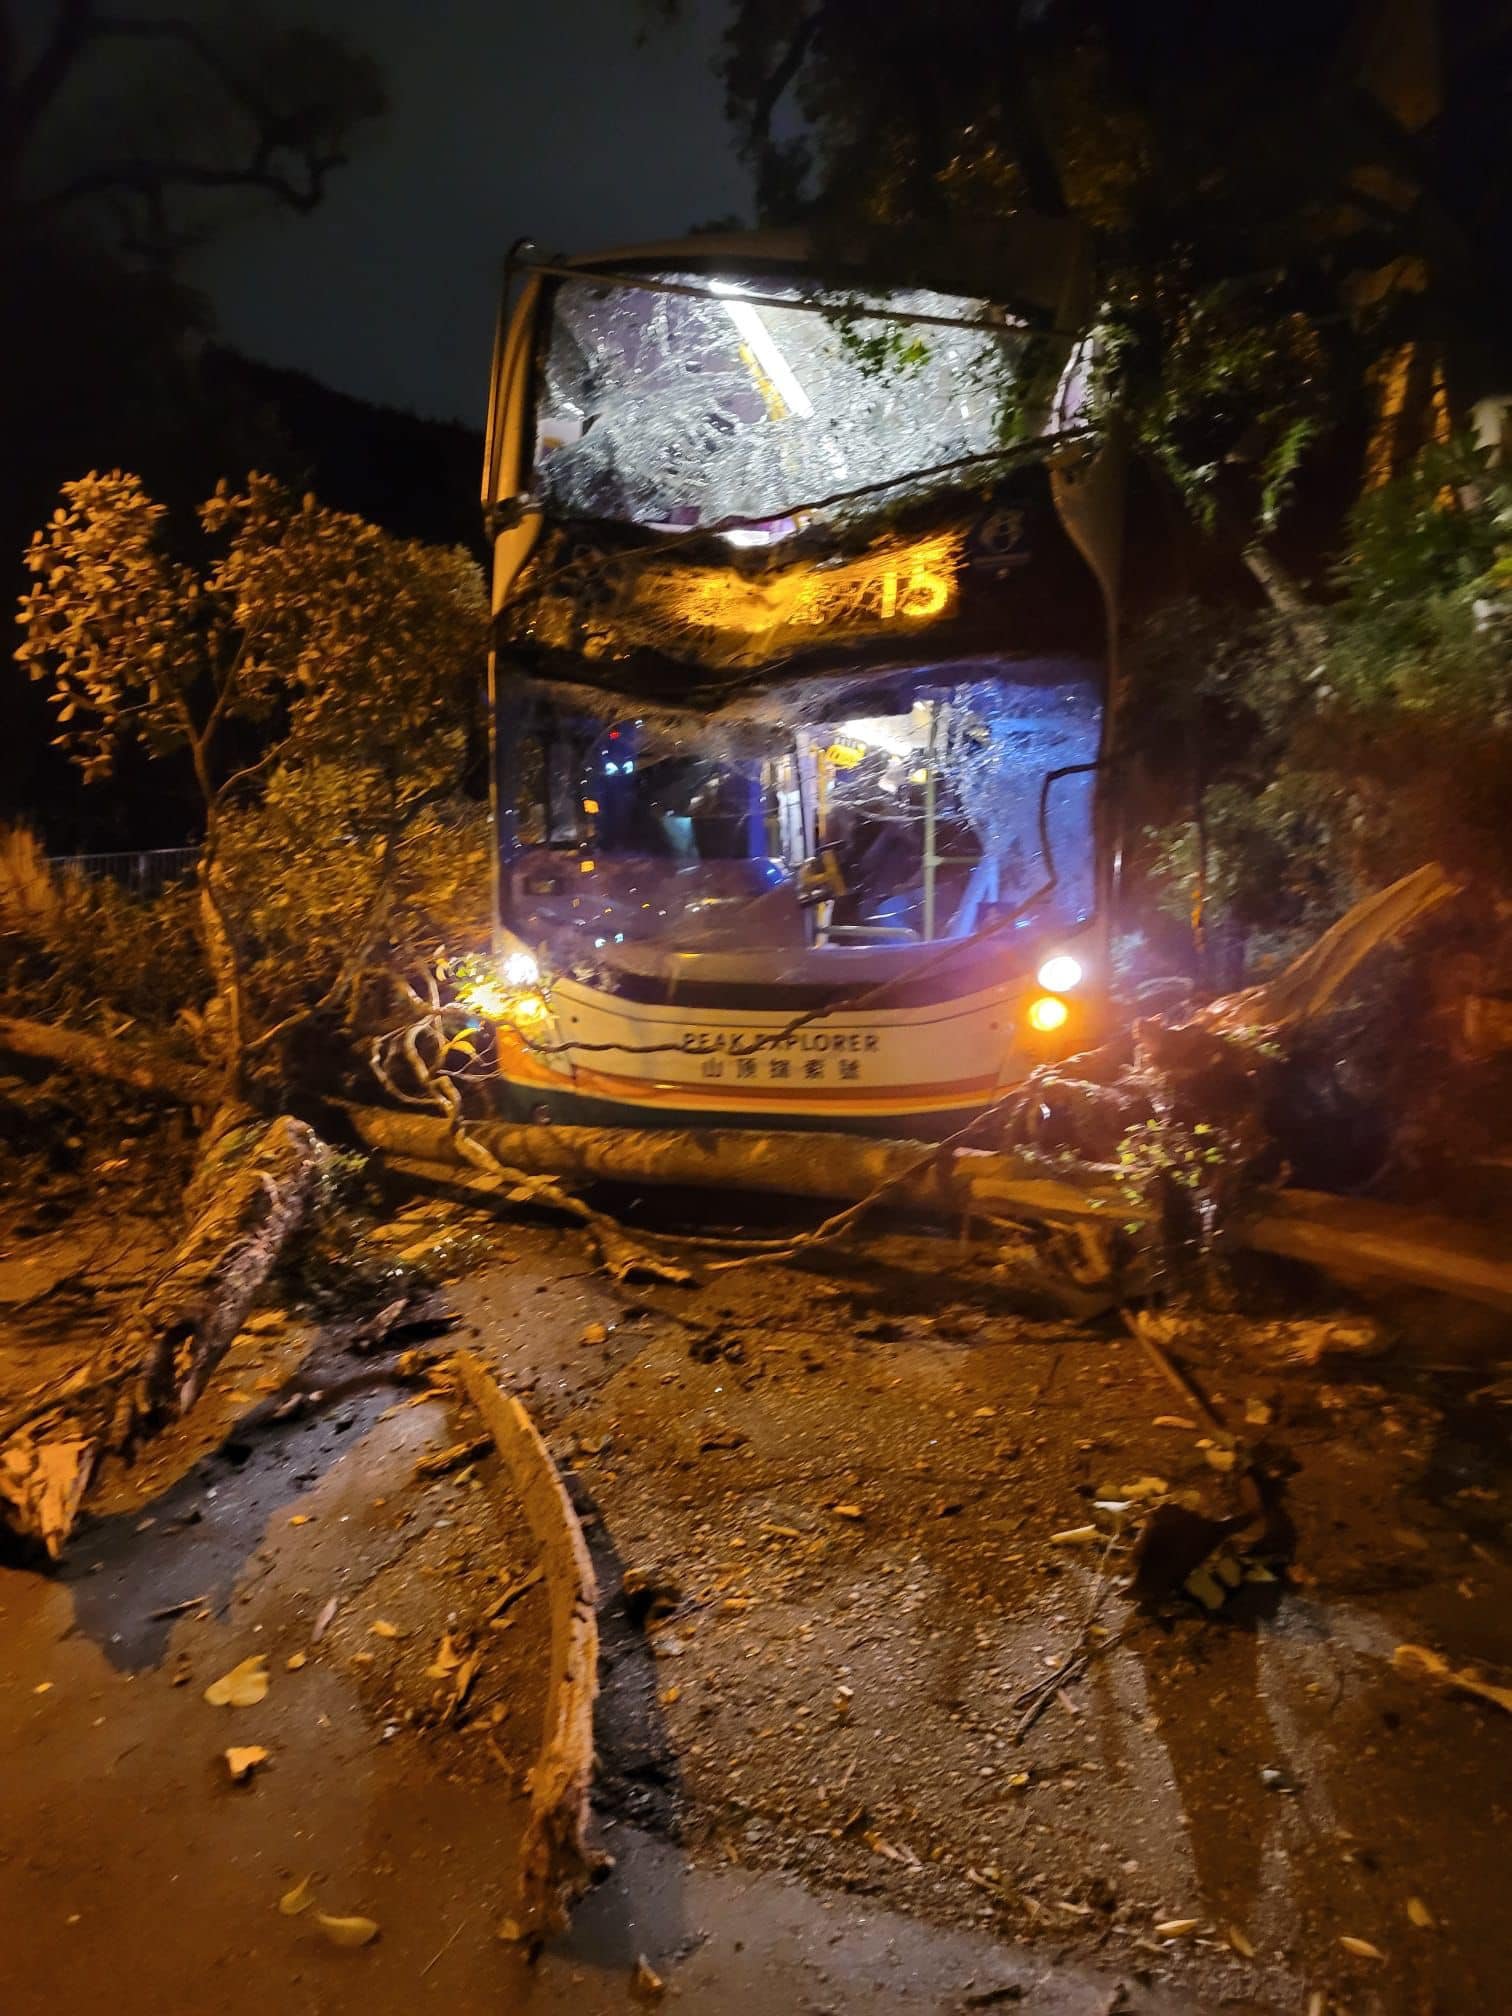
(347, 1112, 1512, 1316)
(1, 858, 1507, 1574)
(347, 1103, 1127, 1227)
(0, 473, 486, 1557)
(3, 455, 1498, 1576)
(0, 1108, 325, 1556)
(339, 864, 1491, 1306)
(0, 1012, 208, 1105)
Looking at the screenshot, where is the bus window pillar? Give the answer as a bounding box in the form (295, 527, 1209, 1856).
(487, 651, 525, 953)
(921, 700, 940, 943)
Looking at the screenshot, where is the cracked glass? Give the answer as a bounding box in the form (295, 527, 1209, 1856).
(532, 272, 1028, 535)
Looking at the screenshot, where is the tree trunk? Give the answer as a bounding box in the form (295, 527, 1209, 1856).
(0, 1012, 207, 1103)
(344, 1103, 1128, 1228)
(0, 1107, 325, 1558)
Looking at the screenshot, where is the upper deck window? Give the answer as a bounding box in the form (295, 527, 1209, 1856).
(532, 270, 1027, 539)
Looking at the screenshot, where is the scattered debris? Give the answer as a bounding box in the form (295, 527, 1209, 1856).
(1260, 1765, 1303, 1794)
(621, 1564, 681, 1627)
(449, 1649, 483, 1718)
(224, 1746, 269, 1782)
(203, 1656, 270, 1708)
(1128, 1503, 1245, 1609)
(312, 1596, 339, 1642)
(1407, 1897, 1436, 1929)
(487, 1563, 545, 1622)
(148, 1592, 209, 1621)
(630, 1954, 666, 2002)
(278, 1875, 316, 1916)
(368, 1619, 402, 1640)
(1394, 1642, 1512, 1715)
(414, 1433, 492, 1480)
(698, 1421, 747, 1451)
(315, 1912, 380, 1949)
(426, 1634, 462, 1679)
(1339, 1934, 1385, 1961)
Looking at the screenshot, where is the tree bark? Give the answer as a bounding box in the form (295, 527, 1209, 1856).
(344, 1104, 1128, 1229)
(0, 1013, 207, 1104)
(0, 1107, 324, 1557)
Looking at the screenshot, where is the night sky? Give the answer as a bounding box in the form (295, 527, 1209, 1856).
(192, 0, 749, 428)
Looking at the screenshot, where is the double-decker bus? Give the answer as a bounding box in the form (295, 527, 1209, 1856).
(474, 230, 1122, 1135)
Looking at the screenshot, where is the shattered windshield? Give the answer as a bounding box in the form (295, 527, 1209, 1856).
(532, 270, 1025, 535)
(505, 660, 1101, 965)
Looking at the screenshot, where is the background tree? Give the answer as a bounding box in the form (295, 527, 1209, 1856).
(4, 2, 384, 255)
(1143, 434, 1512, 963)
(714, 0, 1510, 537)
(702, 0, 1512, 975)
(1, 2, 386, 840)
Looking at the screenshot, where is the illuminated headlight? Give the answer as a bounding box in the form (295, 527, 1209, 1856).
(1036, 953, 1083, 993)
(463, 979, 510, 1021)
(1026, 994, 1070, 1033)
(502, 949, 539, 988)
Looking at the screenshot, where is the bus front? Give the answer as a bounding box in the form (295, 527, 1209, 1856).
(475, 238, 1119, 1134)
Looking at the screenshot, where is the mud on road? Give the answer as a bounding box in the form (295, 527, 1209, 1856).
(3, 1178, 1511, 2015)
(452, 1217, 1512, 2015)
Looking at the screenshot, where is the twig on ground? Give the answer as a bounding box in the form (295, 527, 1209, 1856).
(1122, 1312, 1230, 1444)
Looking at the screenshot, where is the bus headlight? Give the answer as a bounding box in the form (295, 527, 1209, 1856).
(1036, 954, 1082, 993)
(1026, 994, 1070, 1033)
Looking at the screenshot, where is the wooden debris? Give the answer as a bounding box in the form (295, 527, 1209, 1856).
(413, 1433, 492, 1480)
(630, 1955, 666, 2002)
(148, 1593, 209, 1621)
(485, 1563, 545, 1622)
(1394, 1641, 1512, 1715)
(0, 1110, 325, 1557)
(456, 1354, 600, 1945)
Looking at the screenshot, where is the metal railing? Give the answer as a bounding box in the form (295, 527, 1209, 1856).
(47, 847, 199, 895)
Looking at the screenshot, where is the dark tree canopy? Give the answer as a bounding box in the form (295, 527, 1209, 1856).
(1, 3, 387, 840)
(714, 0, 1512, 525)
(3, 1, 385, 261)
